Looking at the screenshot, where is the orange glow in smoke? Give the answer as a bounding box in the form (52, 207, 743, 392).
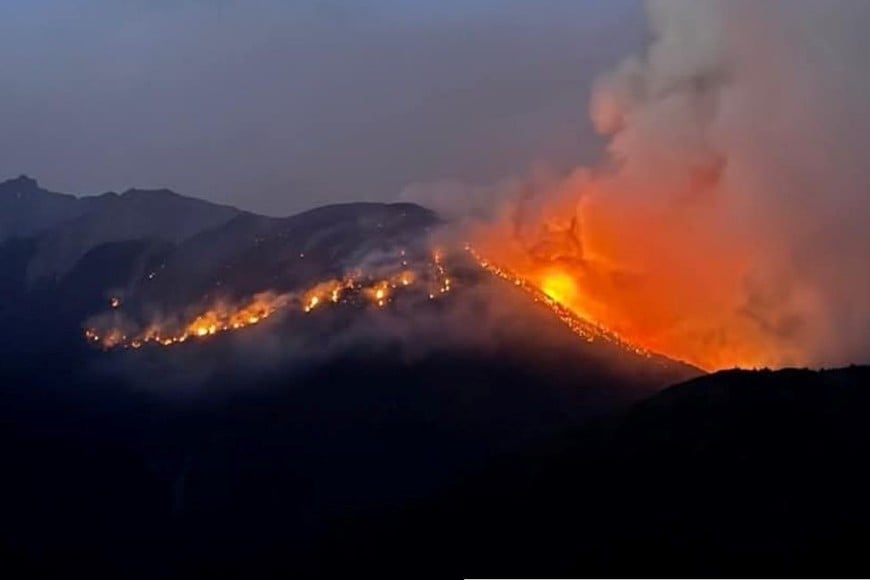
(466, 245, 649, 356)
(541, 271, 578, 307)
(467, 188, 780, 372)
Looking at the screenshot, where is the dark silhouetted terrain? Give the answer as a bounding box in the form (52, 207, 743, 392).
(310, 366, 870, 578)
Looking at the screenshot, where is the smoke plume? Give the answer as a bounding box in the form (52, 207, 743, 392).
(408, 0, 870, 369)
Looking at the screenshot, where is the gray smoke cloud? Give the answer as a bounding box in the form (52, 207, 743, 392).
(406, 0, 870, 369)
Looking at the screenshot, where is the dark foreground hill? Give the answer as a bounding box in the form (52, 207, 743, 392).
(5, 363, 869, 577)
(310, 366, 870, 578)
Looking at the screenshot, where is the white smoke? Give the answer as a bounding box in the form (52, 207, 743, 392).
(405, 0, 870, 369)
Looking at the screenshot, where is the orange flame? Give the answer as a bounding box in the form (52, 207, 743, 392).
(466, 245, 649, 356)
(85, 252, 454, 350)
(467, 197, 776, 372)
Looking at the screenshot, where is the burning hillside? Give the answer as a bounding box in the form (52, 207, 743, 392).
(83, 243, 660, 362)
(465, 216, 762, 372)
(465, 246, 650, 358)
(84, 251, 454, 350)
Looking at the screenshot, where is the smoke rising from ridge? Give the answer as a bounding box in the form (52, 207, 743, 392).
(407, 0, 870, 369)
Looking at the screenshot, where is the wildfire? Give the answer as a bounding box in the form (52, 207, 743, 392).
(85, 251, 454, 351)
(465, 206, 777, 372)
(540, 271, 578, 307)
(83, 239, 683, 365)
(432, 250, 452, 295)
(85, 291, 294, 350)
(302, 279, 354, 313)
(466, 245, 650, 357)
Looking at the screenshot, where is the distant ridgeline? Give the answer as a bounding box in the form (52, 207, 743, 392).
(0, 175, 444, 353)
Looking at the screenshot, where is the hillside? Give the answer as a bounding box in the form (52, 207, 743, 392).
(0, 176, 242, 281)
(313, 366, 870, 578)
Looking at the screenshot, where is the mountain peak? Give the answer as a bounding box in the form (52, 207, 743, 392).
(121, 187, 182, 200)
(11, 174, 37, 185)
(0, 174, 41, 194)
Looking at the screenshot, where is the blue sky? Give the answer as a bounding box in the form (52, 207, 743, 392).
(0, 0, 644, 214)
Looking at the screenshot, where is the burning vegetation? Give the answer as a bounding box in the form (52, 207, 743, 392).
(84, 241, 660, 367)
(84, 251, 455, 350)
(464, 216, 761, 372)
(465, 246, 650, 358)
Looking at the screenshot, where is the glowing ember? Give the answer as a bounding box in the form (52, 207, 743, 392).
(303, 279, 353, 314)
(430, 249, 453, 295)
(365, 282, 391, 308)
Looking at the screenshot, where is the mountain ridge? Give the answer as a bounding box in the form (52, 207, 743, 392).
(0, 175, 443, 285)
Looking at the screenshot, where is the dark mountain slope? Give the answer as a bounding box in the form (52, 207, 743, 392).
(310, 366, 870, 578)
(136, 202, 439, 310)
(25, 187, 241, 282)
(0, 176, 242, 282)
(0, 239, 174, 358)
(0, 175, 87, 240)
(0, 175, 440, 348)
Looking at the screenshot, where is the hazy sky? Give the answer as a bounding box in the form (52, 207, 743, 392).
(1, 0, 644, 215)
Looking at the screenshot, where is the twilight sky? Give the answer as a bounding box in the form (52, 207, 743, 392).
(1, 0, 644, 215)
